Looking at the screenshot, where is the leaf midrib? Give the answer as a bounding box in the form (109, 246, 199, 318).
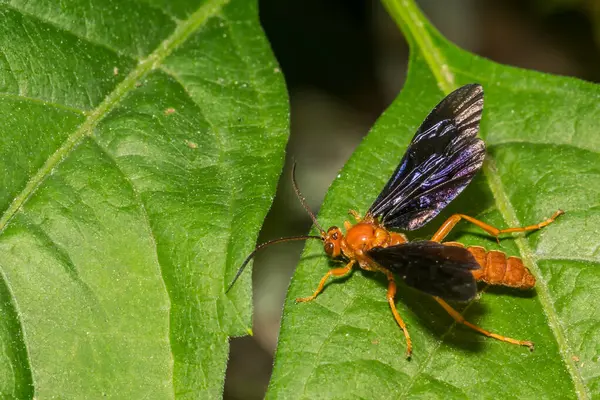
(382, 0, 587, 398)
(0, 0, 230, 234)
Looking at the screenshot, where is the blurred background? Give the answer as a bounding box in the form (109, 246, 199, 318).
(224, 0, 600, 398)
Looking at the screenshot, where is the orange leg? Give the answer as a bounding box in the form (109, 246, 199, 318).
(431, 210, 564, 243)
(434, 297, 534, 350)
(382, 269, 412, 358)
(348, 209, 362, 222)
(296, 260, 355, 303)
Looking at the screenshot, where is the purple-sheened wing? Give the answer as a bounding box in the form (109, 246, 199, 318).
(367, 241, 480, 301)
(368, 84, 485, 231)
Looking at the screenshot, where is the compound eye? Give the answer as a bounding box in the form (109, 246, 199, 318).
(324, 242, 334, 255)
(327, 226, 340, 240)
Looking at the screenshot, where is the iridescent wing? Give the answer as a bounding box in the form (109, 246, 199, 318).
(368, 84, 485, 230)
(367, 241, 480, 301)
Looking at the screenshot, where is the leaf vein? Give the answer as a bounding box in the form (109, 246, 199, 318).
(300, 296, 359, 397)
(0, 93, 86, 115)
(0, 0, 231, 234)
(156, 58, 252, 333)
(488, 141, 600, 156)
(398, 290, 485, 397)
(0, 266, 34, 395)
(87, 136, 176, 392)
(484, 156, 587, 398)
(447, 63, 600, 98)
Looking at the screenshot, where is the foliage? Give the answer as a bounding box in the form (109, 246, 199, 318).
(0, 0, 287, 397)
(267, 0, 600, 398)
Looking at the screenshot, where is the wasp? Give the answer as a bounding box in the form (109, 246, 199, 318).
(227, 84, 563, 357)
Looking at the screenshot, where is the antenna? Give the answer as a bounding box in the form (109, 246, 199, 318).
(225, 235, 322, 293)
(292, 162, 325, 235)
(226, 162, 327, 293)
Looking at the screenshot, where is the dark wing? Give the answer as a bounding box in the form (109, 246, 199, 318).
(367, 241, 480, 301)
(367, 84, 485, 230)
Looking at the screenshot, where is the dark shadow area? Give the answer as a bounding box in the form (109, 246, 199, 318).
(365, 269, 487, 353)
(224, 336, 273, 400)
(484, 284, 538, 299)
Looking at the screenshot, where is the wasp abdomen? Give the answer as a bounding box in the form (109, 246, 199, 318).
(443, 242, 535, 289)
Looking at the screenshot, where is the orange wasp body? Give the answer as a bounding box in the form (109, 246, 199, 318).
(295, 208, 561, 357)
(227, 84, 563, 357)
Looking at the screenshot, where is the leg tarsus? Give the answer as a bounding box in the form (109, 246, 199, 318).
(433, 297, 534, 350)
(296, 260, 355, 303)
(431, 210, 564, 243)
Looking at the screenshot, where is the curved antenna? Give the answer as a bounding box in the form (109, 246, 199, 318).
(292, 162, 325, 235)
(225, 235, 323, 293)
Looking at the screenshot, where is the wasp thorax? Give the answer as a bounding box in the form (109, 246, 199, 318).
(324, 226, 342, 257)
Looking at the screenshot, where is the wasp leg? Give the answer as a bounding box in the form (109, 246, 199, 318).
(348, 209, 362, 222)
(296, 260, 355, 303)
(430, 210, 563, 243)
(433, 297, 534, 350)
(382, 269, 412, 358)
(344, 220, 352, 232)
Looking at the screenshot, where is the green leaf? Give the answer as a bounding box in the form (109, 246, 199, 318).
(268, 1, 599, 398)
(0, 0, 287, 398)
